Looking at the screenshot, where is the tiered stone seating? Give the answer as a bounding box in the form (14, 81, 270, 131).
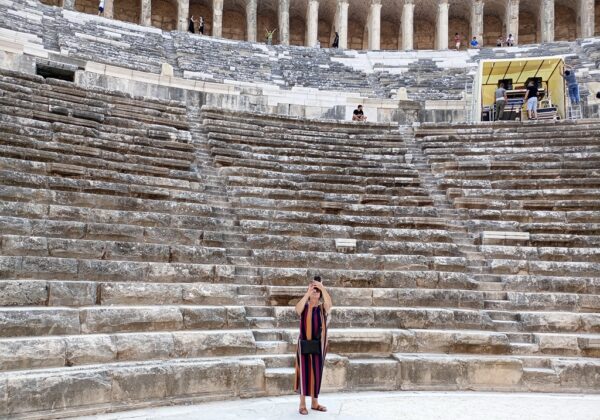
(414, 120, 600, 366)
(1, 68, 600, 418)
(202, 108, 600, 396)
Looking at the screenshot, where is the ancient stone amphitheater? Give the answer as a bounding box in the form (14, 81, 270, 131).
(0, 0, 600, 418)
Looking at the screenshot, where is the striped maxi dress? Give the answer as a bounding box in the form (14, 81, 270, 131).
(294, 303, 328, 398)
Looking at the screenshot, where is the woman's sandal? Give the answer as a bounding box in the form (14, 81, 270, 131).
(299, 407, 309, 415)
(311, 405, 327, 412)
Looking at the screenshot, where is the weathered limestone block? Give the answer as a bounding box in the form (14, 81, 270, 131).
(0, 379, 6, 417)
(49, 281, 96, 306)
(47, 238, 105, 259)
(66, 335, 117, 365)
(520, 312, 581, 333)
(0, 337, 66, 370)
(7, 370, 112, 414)
(114, 333, 174, 361)
(182, 306, 227, 329)
(333, 287, 373, 306)
(398, 354, 465, 390)
(322, 354, 349, 392)
(1, 235, 48, 256)
(111, 365, 170, 402)
(182, 283, 237, 305)
(100, 283, 183, 305)
(105, 242, 170, 262)
(79, 260, 146, 282)
(233, 359, 266, 398)
(466, 358, 523, 389)
(552, 360, 600, 391)
(328, 329, 393, 353)
(372, 288, 398, 306)
(22, 257, 78, 279)
(146, 262, 214, 283)
(225, 306, 250, 328)
(80, 307, 183, 334)
(173, 331, 256, 357)
(391, 329, 417, 352)
(0, 280, 47, 306)
(580, 314, 600, 333)
(272, 306, 300, 327)
(0, 308, 80, 337)
(578, 336, 600, 356)
(331, 307, 375, 328)
(535, 334, 579, 355)
(348, 358, 399, 390)
(452, 331, 510, 353)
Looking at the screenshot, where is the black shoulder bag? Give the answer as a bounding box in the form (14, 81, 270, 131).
(300, 315, 322, 355)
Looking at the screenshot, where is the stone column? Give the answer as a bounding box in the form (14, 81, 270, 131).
(212, 0, 223, 37)
(141, 0, 152, 26)
(577, 0, 595, 38)
(436, 0, 449, 50)
(278, 0, 290, 45)
(103, 0, 114, 18)
(63, 0, 75, 10)
(177, 0, 189, 31)
(505, 0, 519, 44)
(246, 0, 258, 42)
(540, 0, 554, 42)
(368, 0, 382, 50)
(402, 0, 414, 50)
(470, 0, 484, 45)
(306, 0, 319, 47)
(336, 0, 349, 48)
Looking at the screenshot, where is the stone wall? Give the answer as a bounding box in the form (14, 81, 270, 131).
(448, 17, 469, 48)
(224, 9, 246, 40)
(75, 0, 98, 15)
(483, 15, 502, 46)
(318, 19, 332, 46)
(348, 19, 364, 50)
(152, 0, 177, 30)
(289, 16, 305, 46)
(596, 0, 600, 35)
(257, 12, 277, 43)
(414, 18, 435, 49)
(380, 19, 399, 50)
(519, 10, 538, 44)
(41, 0, 63, 6)
(114, 0, 140, 23)
(555, 4, 576, 41)
(188, 2, 212, 34)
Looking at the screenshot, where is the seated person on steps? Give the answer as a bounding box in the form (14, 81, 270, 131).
(352, 105, 367, 121)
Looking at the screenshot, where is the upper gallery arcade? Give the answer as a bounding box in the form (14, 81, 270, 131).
(46, 0, 600, 50)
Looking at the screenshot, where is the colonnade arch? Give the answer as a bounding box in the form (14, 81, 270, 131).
(58, 0, 598, 49)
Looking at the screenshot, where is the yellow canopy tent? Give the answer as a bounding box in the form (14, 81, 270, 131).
(478, 56, 566, 121)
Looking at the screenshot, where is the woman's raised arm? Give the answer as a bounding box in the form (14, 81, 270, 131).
(295, 284, 313, 315)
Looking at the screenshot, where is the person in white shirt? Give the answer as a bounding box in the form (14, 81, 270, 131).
(98, 0, 105, 15)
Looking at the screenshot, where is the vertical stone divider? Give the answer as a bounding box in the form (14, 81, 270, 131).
(436, 0, 449, 50)
(470, 0, 484, 44)
(368, 0, 382, 50)
(246, 0, 258, 42)
(306, 0, 319, 47)
(540, 0, 554, 43)
(212, 0, 224, 37)
(278, 0, 290, 45)
(402, 0, 414, 50)
(505, 0, 519, 44)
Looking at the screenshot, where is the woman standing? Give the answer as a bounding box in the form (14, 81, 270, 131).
(294, 276, 333, 415)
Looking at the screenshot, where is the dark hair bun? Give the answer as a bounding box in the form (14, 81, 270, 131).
(313, 275, 321, 282)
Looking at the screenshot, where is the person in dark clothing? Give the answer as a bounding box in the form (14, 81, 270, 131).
(352, 105, 367, 121)
(524, 80, 538, 120)
(332, 32, 339, 48)
(561, 65, 580, 105)
(188, 16, 195, 33)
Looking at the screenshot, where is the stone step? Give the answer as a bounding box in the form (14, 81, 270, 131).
(256, 340, 291, 354)
(484, 300, 512, 310)
(506, 333, 534, 343)
(247, 317, 276, 328)
(486, 310, 519, 321)
(492, 320, 522, 332)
